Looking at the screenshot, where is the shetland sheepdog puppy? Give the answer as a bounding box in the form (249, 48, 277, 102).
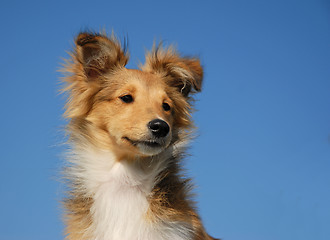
(61, 31, 218, 240)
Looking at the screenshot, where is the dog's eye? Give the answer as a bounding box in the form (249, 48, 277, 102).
(120, 95, 133, 103)
(162, 102, 171, 111)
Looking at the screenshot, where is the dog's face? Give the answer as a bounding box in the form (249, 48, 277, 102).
(64, 33, 203, 158)
(86, 69, 175, 156)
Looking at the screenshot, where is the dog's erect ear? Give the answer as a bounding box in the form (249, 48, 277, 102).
(75, 32, 129, 79)
(143, 46, 203, 97)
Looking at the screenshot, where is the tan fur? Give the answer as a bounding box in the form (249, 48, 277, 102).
(61, 31, 218, 240)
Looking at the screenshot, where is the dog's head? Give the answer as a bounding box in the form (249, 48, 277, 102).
(63, 32, 203, 158)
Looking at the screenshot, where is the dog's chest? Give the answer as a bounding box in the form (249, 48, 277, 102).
(89, 162, 193, 240)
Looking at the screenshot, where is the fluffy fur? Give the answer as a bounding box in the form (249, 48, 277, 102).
(61, 31, 218, 240)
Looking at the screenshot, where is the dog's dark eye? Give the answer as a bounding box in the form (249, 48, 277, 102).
(162, 102, 171, 111)
(120, 94, 133, 103)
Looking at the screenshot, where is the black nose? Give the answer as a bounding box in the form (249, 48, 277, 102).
(148, 119, 170, 138)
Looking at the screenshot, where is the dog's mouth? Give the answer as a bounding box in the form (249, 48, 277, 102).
(122, 136, 169, 156)
(123, 137, 162, 148)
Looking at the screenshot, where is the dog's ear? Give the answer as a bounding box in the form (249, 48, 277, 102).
(143, 46, 203, 97)
(75, 32, 129, 79)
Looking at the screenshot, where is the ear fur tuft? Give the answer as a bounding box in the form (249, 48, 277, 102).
(75, 32, 129, 79)
(142, 44, 203, 97)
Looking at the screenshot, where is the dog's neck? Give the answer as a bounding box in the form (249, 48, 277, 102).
(68, 144, 193, 240)
(85, 150, 157, 240)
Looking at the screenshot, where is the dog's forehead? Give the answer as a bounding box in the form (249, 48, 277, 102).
(118, 69, 166, 90)
(127, 69, 161, 82)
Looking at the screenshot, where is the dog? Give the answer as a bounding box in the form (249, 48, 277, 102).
(61, 31, 218, 240)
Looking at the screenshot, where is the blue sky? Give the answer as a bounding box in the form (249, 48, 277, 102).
(0, 0, 329, 239)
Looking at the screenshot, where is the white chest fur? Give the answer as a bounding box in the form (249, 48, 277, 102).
(91, 162, 151, 240)
(72, 147, 193, 240)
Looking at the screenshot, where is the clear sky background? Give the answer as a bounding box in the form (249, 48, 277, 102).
(0, 0, 329, 240)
